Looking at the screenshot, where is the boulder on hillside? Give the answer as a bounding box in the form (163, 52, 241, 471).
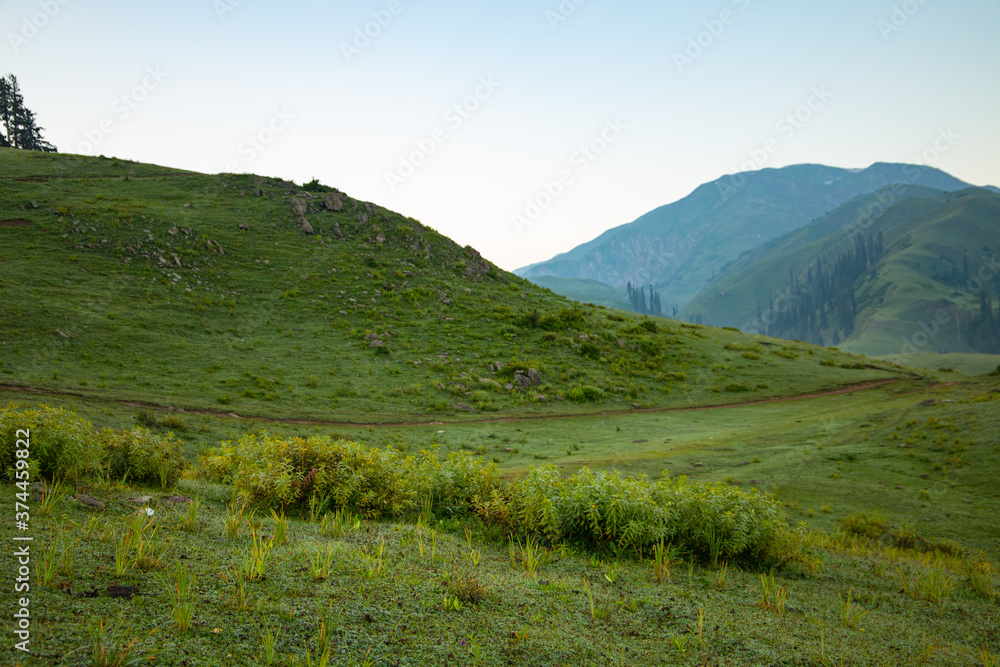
(73, 494, 105, 511)
(324, 192, 345, 212)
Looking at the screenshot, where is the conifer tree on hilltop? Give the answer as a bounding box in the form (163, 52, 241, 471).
(0, 74, 56, 152)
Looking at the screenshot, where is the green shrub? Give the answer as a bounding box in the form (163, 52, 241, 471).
(476, 466, 794, 564)
(226, 434, 411, 517)
(669, 477, 792, 564)
(567, 385, 604, 402)
(100, 427, 186, 487)
(403, 451, 505, 517)
(201, 435, 798, 565)
(579, 342, 601, 360)
(0, 403, 101, 481)
(723, 382, 752, 392)
(209, 433, 505, 519)
(840, 510, 887, 540)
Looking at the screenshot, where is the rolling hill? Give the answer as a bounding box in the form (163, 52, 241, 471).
(680, 186, 1000, 357)
(0, 148, 904, 422)
(516, 163, 989, 311)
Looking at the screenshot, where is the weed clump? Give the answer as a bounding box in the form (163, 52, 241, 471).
(100, 427, 186, 487)
(0, 403, 101, 481)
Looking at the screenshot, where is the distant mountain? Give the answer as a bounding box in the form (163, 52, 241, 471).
(516, 163, 992, 310)
(682, 186, 1000, 356)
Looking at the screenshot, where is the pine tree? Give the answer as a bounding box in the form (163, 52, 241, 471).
(0, 74, 56, 152)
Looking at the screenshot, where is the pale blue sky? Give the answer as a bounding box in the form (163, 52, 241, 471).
(4, 0, 998, 270)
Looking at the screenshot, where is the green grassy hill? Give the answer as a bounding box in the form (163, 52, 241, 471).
(681, 187, 1000, 358)
(0, 149, 902, 422)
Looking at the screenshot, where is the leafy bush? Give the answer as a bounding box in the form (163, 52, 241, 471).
(100, 427, 186, 487)
(224, 434, 411, 517)
(0, 403, 101, 481)
(669, 476, 792, 563)
(203, 434, 798, 565)
(207, 433, 505, 519)
(403, 451, 504, 517)
(579, 342, 601, 360)
(475, 466, 794, 564)
(840, 511, 888, 540)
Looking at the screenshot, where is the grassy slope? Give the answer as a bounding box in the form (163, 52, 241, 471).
(0, 149, 900, 422)
(682, 187, 1000, 357)
(679, 185, 945, 327)
(1, 371, 998, 666)
(846, 189, 1000, 356)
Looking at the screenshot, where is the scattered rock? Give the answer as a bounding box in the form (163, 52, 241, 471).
(369, 340, 386, 350)
(107, 585, 139, 599)
(300, 219, 315, 235)
(919, 473, 930, 479)
(454, 403, 475, 413)
(633, 439, 649, 444)
(527, 368, 542, 385)
(182, 202, 192, 208)
(917, 399, 937, 407)
(238, 223, 249, 230)
(364, 333, 380, 341)
(73, 494, 105, 511)
(504, 383, 514, 390)
(130, 496, 154, 505)
(324, 192, 345, 212)
(55, 329, 70, 339)
(358, 213, 369, 225)
(167, 226, 178, 235)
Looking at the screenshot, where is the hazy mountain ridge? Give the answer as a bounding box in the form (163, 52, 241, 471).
(517, 163, 991, 310)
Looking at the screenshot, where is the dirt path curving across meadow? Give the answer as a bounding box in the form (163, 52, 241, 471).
(0, 378, 915, 428)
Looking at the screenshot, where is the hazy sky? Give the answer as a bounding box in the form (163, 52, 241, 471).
(5, 0, 999, 270)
